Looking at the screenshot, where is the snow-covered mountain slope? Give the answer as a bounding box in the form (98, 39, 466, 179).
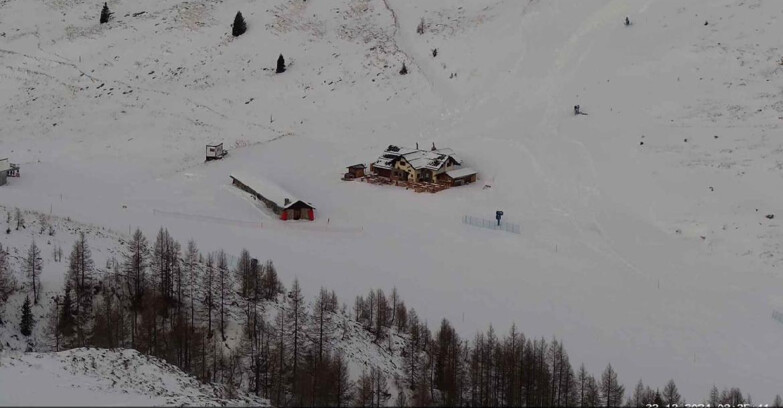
(2, 0, 783, 399)
(0, 205, 125, 351)
(0, 206, 406, 400)
(0, 348, 268, 406)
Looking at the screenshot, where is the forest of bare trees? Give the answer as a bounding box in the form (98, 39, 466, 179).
(0, 225, 775, 407)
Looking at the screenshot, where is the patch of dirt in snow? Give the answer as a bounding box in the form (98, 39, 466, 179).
(266, 0, 326, 38)
(418, 3, 498, 38)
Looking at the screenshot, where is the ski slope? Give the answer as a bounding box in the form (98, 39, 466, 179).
(2, 0, 783, 400)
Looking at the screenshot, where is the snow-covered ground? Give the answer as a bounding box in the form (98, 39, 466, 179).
(2, 0, 783, 400)
(0, 348, 268, 406)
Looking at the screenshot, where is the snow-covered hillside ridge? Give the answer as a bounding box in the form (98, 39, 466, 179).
(0, 205, 407, 405)
(0, 205, 124, 351)
(2, 0, 783, 401)
(0, 348, 268, 406)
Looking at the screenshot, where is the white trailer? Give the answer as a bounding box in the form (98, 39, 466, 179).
(206, 143, 227, 161)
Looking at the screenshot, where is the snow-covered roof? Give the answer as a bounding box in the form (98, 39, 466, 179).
(372, 153, 400, 170)
(230, 172, 314, 209)
(405, 150, 460, 171)
(0, 158, 10, 173)
(373, 146, 463, 171)
(433, 148, 462, 166)
(382, 145, 418, 156)
(445, 167, 477, 179)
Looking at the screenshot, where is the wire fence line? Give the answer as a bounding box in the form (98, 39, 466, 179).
(463, 215, 520, 234)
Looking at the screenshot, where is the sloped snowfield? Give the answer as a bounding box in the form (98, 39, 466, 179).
(0, 348, 268, 406)
(2, 0, 783, 399)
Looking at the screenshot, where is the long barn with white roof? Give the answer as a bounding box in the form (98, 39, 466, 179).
(230, 172, 315, 221)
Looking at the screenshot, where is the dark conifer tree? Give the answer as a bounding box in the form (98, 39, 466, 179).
(202, 253, 215, 334)
(0, 243, 16, 319)
(100, 2, 112, 24)
(630, 379, 647, 407)
(276, 54, 286, 73)
(216, 250, 230, 340)
(260, 260, 281, 300)
(235, 249, 254, 299)
(20, 296, 34, 336)
(67, 232, 95, 346)
(355, 370, 374, 406)
(653, 389, 664, 406)
(663, 379, 681, 405)
(287, 279, 305, 404)
(399, 62, 408, 75)
(59, 282, 76, 341)
(585, 374, 601, 406)
(333, 351, 353, 406)
(24, 241, 42, 304)
(123, 228, 149, 348)
(14, 208, 24, 230)
(232, 11, 247, 37)
(601, 363, 625, 407)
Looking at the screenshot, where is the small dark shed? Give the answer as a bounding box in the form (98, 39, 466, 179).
(344, 164, 366, 179)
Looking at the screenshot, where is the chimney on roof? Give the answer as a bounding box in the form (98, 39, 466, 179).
(284, 198, 290, 206)
(431, 142, 436, 151)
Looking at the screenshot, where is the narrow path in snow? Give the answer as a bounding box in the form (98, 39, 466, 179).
(503, 0, 654, 279)
(380, 0, 457, 105)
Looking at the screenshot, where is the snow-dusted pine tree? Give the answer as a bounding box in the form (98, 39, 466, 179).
(20, 296, 34, 336)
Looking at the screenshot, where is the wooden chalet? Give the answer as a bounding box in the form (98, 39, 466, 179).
(369, 145, 477, 186)
(230, 172, 315, 221)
